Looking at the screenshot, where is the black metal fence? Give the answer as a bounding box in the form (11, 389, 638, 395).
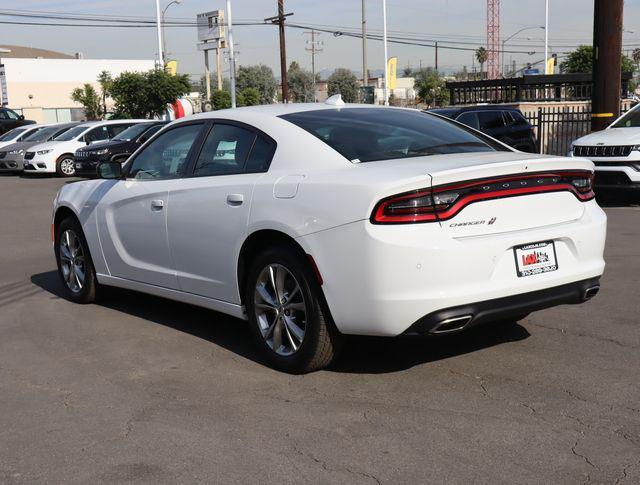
(523, 105, 632, 156)
(447, 73, 633, 105)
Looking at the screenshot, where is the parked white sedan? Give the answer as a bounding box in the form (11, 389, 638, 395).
(52, 100, 606, 373)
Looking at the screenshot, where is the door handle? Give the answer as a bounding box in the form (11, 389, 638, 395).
(151, 199, 165, 211)
(226, 194, 244, 206)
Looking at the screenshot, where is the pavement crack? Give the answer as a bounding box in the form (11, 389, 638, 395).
(345, 467, 382, 485)
(571, 435, 600, 484)
(615, 459, 640, 485)
(528, 322, 638, 349)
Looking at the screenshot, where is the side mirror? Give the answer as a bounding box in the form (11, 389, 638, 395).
(97, 161, 123, 179)
(19, 115, 25, 120)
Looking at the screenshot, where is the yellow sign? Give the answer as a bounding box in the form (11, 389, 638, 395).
(545, 56, 555, 75)
(166, 60, 178, 76)
(387, 57, 397, 90)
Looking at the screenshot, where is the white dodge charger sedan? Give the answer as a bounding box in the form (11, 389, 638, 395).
(52, 100, 606, 373)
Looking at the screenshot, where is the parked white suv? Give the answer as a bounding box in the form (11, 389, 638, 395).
(570, 104, 640, 198)
(24, 119, 147, 176)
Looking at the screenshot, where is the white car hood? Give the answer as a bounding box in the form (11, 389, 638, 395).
(573, 128, 640, 146)
(28, 141, 62, 152)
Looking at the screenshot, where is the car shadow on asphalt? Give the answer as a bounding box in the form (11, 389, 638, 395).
(31, 270, 531, 374)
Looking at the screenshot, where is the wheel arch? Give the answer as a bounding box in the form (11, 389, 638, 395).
(237, 229, 313, 306)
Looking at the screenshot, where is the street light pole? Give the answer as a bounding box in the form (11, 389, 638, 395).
(162, 0, 182, 61)
(382, 0, 389, 106)
(501, 26, 544, 77)
(544, 0, 549, 71)
(227, 0, 237, 108)
(155, 0, 164, 66)
(362, 0, 368, 87)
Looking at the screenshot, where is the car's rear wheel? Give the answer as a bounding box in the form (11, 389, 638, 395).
(55, 217, 98, 303)
(245, 246, 343, 373)
(56, 154, 76, 177)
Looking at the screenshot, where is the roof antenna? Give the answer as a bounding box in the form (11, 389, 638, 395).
(325, 94, 345, 106)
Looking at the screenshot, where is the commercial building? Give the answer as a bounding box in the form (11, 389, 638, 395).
(0, 45, 155, 123)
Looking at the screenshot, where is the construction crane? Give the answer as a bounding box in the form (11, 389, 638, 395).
(486, 0, 501, 79)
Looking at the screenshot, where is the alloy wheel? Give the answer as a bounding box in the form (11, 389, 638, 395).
(59, 229, 86, 293)
(254, 263, 307, 356)
(60, 158, 75, 176)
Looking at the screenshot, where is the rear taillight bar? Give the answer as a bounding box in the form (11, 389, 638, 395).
(371, 171, 595, 225)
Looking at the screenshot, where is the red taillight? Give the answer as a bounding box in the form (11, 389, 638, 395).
(371, 171, 595, 225)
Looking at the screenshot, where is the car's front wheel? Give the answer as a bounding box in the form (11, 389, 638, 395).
(54, 217, 98, 303)
(56, 154, 76, 177)
(245, 246, 343, 373)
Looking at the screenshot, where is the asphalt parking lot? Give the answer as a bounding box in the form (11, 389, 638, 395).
(0, 174, 639, 484)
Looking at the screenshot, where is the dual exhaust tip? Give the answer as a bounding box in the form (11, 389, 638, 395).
(430, 285, 600, 335)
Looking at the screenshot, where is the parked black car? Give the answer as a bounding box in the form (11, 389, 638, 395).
(74, 121, 167, 177)
(0, 108, 35, 135)
(427, 106, 538, 153)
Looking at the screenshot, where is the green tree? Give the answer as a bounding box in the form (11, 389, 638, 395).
(241, 87, 261, 106)
(109, 69, 191, 118)
(287, 61, 316, 102)
(97, 70, 113, 116)
(475, 47, 488, 79)
(71, 84, 102, 120)
(211, 89, 232, 110)
(236, 64, 277, 104)
(327, 68, 360, 103)
(414, 68, 449, 107)
(561, 45, 635, 74)
(633, 48, 640, 68)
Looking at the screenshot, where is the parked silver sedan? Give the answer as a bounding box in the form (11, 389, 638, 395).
(0, 122, 79, 173)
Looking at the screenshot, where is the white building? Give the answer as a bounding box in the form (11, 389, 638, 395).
(0, 45, 155, 123)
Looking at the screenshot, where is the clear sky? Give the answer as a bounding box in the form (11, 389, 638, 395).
(2, 0, 640, 78)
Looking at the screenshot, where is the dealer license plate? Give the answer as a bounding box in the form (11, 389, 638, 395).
(514, 241, 558, 277)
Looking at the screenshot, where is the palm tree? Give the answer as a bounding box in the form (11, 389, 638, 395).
(475, 47, 488, 80)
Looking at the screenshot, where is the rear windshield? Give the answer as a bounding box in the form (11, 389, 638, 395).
(611, 106, 640, 128)
(54, 126, 88, 141)
(280, 108, 501, 163)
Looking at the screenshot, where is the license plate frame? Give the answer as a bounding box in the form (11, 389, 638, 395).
(513, 241, 558, 278)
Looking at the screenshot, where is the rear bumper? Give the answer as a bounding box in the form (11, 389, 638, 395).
(404, 277, 600, 335)
(299, 199, 607, 337)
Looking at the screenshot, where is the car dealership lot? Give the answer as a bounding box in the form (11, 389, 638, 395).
(0, 175, 639, 484)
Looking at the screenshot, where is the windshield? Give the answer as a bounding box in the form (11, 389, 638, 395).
(280, 108, 502, 163)
(0, 127, 28, 141)
(114, 123, 154, 141)
(54, 125, 88, 141)
(611, 106, 640, 128)
(24, 125, 63, 142)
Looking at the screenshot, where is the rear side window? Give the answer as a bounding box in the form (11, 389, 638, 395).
(193, 123, 273, 177)
(510, 111, 530, 126)
(281, 108, 500, 163)
(477, 112, 506, 130)
(456, 112, 480, 130)
(0, 110, 9, 120)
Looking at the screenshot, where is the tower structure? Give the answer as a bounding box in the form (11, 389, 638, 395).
(487, 0, 501, 79)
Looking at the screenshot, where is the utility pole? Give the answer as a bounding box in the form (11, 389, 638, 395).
(382, 0, 389, 105)
(592, 0, 624, 131)
(227, 0, 237, 108)
(266, 1, 293, 103)
(435, 41, 439, 71)
(155, 0, 164, 67)
(362, 0, 368, 86)
(304, 30, 323, 102)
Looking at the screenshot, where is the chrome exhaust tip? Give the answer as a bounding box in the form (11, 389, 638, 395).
(430, 315, 473, 334)
(583, 285, 600, 301)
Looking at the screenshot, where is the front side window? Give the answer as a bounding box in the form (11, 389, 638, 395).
(128, 123, 203, 180)
(108, 123, 135, 138)
(193, 124, 257, 177)
(456, 112, 480, 130)
(113, 123, 153, 142)
(281, 108, 501, 163)
(611, 106, 640, 128)
(138, 124, 164, 142)
(478, 112, 506, 130)
(85, 126, 110, 143)
(5, 110, 19, 120)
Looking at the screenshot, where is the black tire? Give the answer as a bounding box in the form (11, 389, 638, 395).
(54, 217, 99, 303)
(56, 154, 76, 177)
(245, 246, 344, 374)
